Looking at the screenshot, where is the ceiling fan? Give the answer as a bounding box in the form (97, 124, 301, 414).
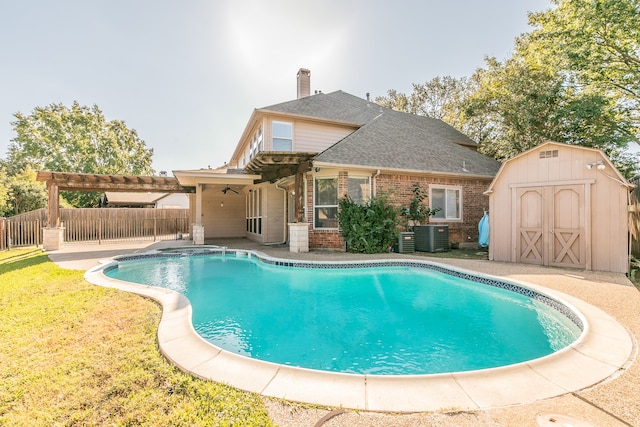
(221, 186, 238, 195)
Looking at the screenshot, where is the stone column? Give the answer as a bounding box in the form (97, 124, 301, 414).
(192, 224, 205, 245)
(289, 222, 309, 253)
(42, 227, 65, 251)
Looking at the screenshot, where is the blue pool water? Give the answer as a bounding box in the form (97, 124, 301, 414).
(107, 253, 582, 375)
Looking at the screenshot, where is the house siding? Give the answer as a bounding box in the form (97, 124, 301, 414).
(201, 186, 246, 238)
(376, 173, 491, 245)
(302, 170, 491, 250)
(260, 115, 355, 153)
(264, 185, 286, 243)
(293, 121, 354, 152)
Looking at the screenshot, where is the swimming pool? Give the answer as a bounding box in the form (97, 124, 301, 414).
(105, 250, 581, 375)
(87, 247, 633, 412)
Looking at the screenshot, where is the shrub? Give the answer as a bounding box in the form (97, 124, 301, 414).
(338, 195, 399, 253)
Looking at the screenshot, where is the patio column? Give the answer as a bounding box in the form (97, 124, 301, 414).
(43, 180, 64, 250)
(46, 180, 60, 227)
(289, 162, 311, 253)
(294, 171, 305, 223)
(192, 183, 204, 244)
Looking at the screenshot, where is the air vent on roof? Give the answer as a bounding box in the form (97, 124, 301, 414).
(539, 150, 558, 159)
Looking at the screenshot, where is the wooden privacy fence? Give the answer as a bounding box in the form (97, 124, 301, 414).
(1, 208, 191, 249)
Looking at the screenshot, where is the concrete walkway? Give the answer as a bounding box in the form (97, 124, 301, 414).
(46, 239, 639, 427)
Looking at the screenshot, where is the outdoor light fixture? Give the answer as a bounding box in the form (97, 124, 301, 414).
(220, 201, 224, 208)
(586, 160, 606, 170)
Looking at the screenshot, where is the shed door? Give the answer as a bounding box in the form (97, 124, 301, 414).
(516, 185, 586, 268)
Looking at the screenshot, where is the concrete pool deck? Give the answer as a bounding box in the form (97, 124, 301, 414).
(47, 239, 639, 426)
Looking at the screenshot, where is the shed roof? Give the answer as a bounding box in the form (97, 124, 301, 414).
(484, 141, 633, 194)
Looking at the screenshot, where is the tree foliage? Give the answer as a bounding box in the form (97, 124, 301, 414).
(528, 0, 640, 105)
(5, 102, 155, 207)
(376, 0, 640, 177)
(338, 195, 399, 254)
(0, 166, 48, 217)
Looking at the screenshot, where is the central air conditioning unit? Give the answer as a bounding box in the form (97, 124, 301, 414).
(414, 225, 449, 252)
(398, 232, 415, 253)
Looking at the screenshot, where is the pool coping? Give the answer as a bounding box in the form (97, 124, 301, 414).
(84, 248, 635, 413)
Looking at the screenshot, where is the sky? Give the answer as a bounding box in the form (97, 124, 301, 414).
(0, 0, 550, 175)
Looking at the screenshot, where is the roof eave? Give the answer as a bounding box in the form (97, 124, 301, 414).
(311, 161, 495, 179)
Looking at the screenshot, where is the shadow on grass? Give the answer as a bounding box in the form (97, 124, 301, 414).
(0, 249, 49, 274)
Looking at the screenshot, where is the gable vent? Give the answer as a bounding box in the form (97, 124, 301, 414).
(539, 150, 558, 159)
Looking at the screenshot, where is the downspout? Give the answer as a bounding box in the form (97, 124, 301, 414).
(372, 169, 381, 197)
(268, 180, 288, 245)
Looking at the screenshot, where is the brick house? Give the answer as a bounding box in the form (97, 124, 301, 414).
(174, 69, 501, 250)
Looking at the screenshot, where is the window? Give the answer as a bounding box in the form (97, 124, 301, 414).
(272, 121, 292, 151)
(348, 176, 370, 205)
(246, 188, 262, 235)
(314, 177, 338, 229)
(431, 186, 461, 220)
(249, 126, 263, 160)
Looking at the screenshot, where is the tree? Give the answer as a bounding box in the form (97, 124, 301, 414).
(375, 75, 488, 143)
(6, 102, 155, 207)
(374, 89, 410, 113)
(376, 0, 640, 177)
(528, 0, 640, 106)
(0, 166, 48, 217)
(464, 33, 638, 173)
(0, 168, 10, 217)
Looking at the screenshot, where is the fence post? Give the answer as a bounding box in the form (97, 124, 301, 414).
(98, 218, 102, 245)
(7, 221, 11, 250)
(153, 217, 157, 242)
(0, 218, 5, 250)
(36, 219, 40, 247)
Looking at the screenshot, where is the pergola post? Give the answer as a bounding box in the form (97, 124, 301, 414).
(294, 171, 305, 223)
(35, 171, 196, 250)
(289, 162, 311, 253)
(42, 180, 65, 250)
(46, 180, 60, 227)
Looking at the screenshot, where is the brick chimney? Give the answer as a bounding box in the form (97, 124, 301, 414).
(297, 68, 311, 99)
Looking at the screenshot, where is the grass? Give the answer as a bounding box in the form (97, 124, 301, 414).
(0, 249, 274, 427)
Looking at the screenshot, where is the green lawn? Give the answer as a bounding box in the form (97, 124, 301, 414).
(0, 249, 274, 427)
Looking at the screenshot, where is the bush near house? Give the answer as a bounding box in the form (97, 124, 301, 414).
(338, 195, 399, 253)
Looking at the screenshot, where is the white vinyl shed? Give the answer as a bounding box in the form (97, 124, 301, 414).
(484, 141, 633, 274)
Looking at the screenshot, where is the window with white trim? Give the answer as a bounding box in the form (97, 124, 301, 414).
(272, 121, 292, 151)
(430, 186, 461, 220)
(347, 176, 370, 205)
(314, 177, 338, 229)
(246, 188, 262, 235)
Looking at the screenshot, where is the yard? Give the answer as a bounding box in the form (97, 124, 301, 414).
(0, 249, 273, 426)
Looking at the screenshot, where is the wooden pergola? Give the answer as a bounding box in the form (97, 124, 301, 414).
(244, 152, 315, 222)
(36, 171, 194, 227)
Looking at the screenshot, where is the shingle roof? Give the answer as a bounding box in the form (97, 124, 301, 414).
(261, 91, 501, 177)
(260, 90, 383, 125)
